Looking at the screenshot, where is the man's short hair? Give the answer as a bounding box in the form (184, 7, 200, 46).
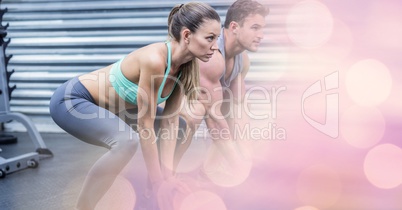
(224, 0, 269, 28)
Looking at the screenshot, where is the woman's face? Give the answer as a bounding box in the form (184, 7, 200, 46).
(186, 19, 221, 62)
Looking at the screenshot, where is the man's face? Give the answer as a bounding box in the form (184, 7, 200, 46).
(235, 14, 266, 52)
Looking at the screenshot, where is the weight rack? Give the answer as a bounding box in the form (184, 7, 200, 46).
(0, 4, 53, 179)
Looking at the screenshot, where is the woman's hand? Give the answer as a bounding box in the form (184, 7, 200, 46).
(152, 176, 192, 210)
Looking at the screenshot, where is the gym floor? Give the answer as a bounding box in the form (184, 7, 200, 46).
(1, 113, 401, 210)
(0, 132, 108, 210)
(0, 131, 277, 210)
(1, 132, 267, 210)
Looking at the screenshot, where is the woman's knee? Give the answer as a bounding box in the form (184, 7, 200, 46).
(110, 132, 139, 154)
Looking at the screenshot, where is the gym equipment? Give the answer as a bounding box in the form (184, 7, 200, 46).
(0, 133, 17, 144)
(0, 6, 53, 179)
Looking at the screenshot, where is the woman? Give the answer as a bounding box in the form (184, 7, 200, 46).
(49, 2, 221, 209)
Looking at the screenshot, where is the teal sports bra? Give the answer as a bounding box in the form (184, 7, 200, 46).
(109, 41, 181, 105)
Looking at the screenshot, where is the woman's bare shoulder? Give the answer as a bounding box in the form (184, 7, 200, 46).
(132, 42, 168, 73)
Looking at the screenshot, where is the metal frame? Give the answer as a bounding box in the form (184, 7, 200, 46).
(0, 5, 52, 179)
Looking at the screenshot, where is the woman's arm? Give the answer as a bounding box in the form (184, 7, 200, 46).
(136, 56, 165, 185)
(158, 84, 185, 177)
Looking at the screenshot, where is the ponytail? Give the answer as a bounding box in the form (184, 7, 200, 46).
(179, 59, 199, 103)
(167, 4, 181, 39)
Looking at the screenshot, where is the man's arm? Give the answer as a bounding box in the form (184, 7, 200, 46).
(199, 52, 243, 170)
(200, 53, 231, 141)
(223, 52, 252, 160)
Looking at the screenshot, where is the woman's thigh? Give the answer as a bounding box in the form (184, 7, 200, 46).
(50, 78, 136, 149)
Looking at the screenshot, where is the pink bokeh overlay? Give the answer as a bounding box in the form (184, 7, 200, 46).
(237, 0, 402, 209)
(102, 1, 402, 209)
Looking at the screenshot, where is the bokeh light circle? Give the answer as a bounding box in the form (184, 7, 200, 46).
(294, 206, 320, 210)
(179, 190, 227, 210)
(286, 0, 334, 48)
(203, 144, 253, 187)
(345, 59, 392, 106)
(310, 18, 354, 61)
(95, 175, 136, 210)
(297, 165, 342, 209)
(364, 144, 402, 189)
(340, 105, 385, 149)
(175, 138, 208, 173)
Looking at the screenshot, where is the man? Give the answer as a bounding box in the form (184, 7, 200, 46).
(175, 0, 269, 176)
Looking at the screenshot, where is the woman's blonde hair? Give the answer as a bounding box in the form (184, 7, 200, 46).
(167, 2, 220, 102)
